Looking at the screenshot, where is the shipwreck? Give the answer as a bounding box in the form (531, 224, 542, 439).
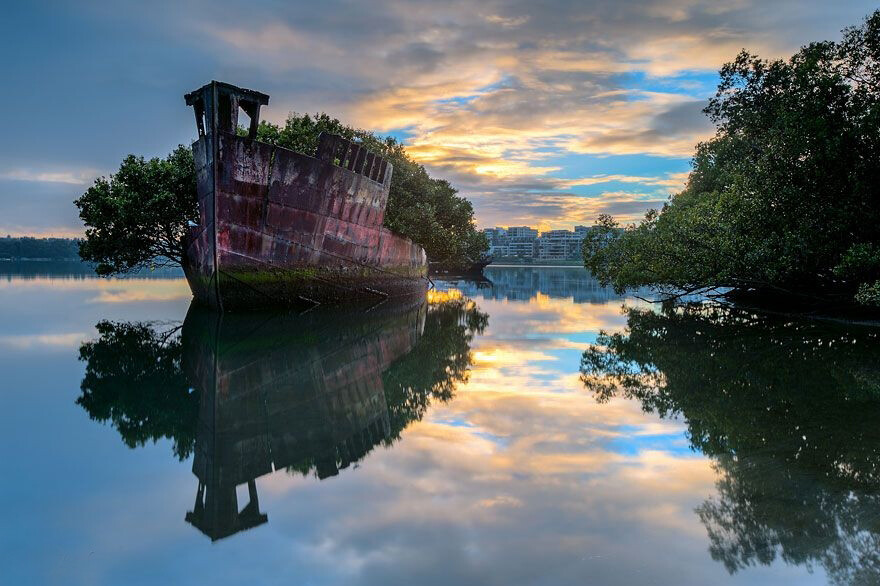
(182, 81, 428, 310)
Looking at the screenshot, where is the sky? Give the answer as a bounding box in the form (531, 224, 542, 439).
(1, 0, 877, 237)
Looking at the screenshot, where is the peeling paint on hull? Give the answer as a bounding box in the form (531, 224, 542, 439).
(182, 81, 428, 310)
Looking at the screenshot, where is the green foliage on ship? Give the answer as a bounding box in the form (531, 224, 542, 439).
(254, 113, 488, 268)
(583, 11, 880, 308)
(74, 115, 487, 275)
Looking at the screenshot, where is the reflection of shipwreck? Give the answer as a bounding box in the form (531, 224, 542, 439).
(182, 81, 428, 309)
(182, 301, 426, 541)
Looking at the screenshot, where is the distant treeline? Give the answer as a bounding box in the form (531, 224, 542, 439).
(0, 237, 81, 260)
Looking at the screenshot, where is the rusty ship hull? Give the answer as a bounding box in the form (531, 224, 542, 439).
(182, 81, 428, 310)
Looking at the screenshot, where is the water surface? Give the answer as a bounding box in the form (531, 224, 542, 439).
(1, 264, 877, 585)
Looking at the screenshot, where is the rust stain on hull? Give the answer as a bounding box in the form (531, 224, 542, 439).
(182, 81, 428, 310)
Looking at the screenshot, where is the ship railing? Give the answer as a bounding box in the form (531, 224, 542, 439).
(317, 132, 392, 185)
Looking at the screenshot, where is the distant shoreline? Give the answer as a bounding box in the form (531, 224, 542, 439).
(488, 263, 585, 269)
(488, 259, 583, 267)
(0, 257, 81, 262)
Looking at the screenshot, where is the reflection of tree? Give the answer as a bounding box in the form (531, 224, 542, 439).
(77, 298, 487, 465)
(77, 320, 197, 460)
(580, 304, 880, 584)
(382, 293, 488, 442)
(77, 295, 488, 539)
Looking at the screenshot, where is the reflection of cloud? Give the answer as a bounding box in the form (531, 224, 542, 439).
(482, 293, 633, 334)
(247, 291, 725, 583)
(25, 270, 833, 583)
(91, 286, 191, 304)
(0, 277, 191, 303)
(473, 347, 557, 365)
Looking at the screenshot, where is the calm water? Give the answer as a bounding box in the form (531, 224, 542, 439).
(2, 264, 878, 585)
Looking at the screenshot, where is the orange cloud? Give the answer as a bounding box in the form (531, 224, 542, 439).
(197, 1, 856, 231)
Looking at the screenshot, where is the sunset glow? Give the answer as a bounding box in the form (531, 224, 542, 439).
(2, 1, 876, 234)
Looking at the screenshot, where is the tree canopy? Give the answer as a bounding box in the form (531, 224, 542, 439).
(75, 112, 487, 275)
(75, 146, 197, 275)
(254, 113, 488, 266)
(584, 11, 880, 308)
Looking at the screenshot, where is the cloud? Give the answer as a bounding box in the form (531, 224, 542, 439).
(483, 14, 531, 28)
(0, 332, 87, 349)
(556, 171, 690, 191)
(198, 0, 780, 227)
(471, 191, 667, 229)
(6, 0, 876, 234)
(0, 226, 85, 238)
(0, 167, 100, 185)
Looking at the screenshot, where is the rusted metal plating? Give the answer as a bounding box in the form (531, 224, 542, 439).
(317, 133, 390, 184)
(180, 81, 426, 310)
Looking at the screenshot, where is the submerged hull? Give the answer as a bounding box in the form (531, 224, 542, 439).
(182, 82, 428, 310)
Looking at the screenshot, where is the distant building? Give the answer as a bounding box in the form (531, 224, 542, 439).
(507, 226, 539, 239)
(482, 227, 507, 241)
(482, 225, 594, 261)
(536, 228, 589, 260)
(483, 227, 512, 257)
(508, 236, 537, 258)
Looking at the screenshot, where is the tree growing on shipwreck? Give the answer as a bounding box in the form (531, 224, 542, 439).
(75, 105, 487, 276)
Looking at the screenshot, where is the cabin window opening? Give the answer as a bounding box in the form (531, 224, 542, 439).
(235, 483, 249, 512)
(238, 107, 252, 138)
(347, 144, 362, 171)
(336, 140, 351, 168)
(192, 101, 207, 137)
(218, 94, 234, 133)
